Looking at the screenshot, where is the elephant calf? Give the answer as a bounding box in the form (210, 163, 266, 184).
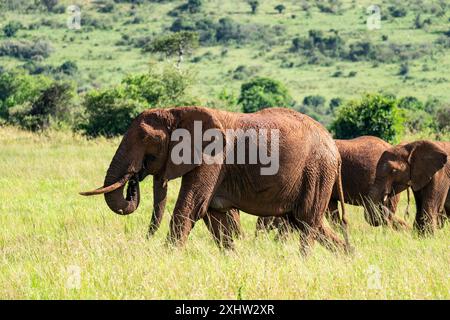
(256, 136, 410, 235)
(369, 140, 449, 235)
(81, 106, 350, 254)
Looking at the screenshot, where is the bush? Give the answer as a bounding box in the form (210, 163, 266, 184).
(238, 77, 294, 113)
(3, 21, 22, 37)
(435, 105, 450, 132)
(331, 93, 403, 143)
(79, 88, 145, 137)
(79, 64, 197, 137)
(57, 61, 78, 75)
(303, 95, 326, 108)
(275, 4, 286, 14)
(0, 71, 52, 119)
(0, 40, 53, 60)
(168, 0, 203, 16)
(9, 82, 74, 131)
(388, 6, 407, 18)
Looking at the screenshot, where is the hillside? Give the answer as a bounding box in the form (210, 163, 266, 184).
(1, 0, 449, 117)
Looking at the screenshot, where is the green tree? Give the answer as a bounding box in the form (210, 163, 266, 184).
(247, 0, 259, 14)
(331, 93, 403, 143)
(436, 104, 450, 133)
(238, 77, 294, 113)
(274, 4, 286, 14)
(0, 71, 52, 120)
(187, 0, 202, 13)
(79, 64, 197, 137)
(9, 82, 74, 131)
(145, 31, 199, 68)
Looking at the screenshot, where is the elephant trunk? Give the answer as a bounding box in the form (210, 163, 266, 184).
(103, 145, 141, 215)
(365, 187, 386, 227)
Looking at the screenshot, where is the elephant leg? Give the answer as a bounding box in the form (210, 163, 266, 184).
(226, 208, 243, 239)
(255, 216, 275, 235)
(203, 209, 237, 250)
(167, 165, 222, 247)
(293, 171, 348, 255)
(325, 199, 341, 230)
(413, 178, 449, 236)
(273, 216, 292, 242)
(384, 194, 409, 230)
(147, 175, 168, 238)
(316, 224, 349, 254)
(437, 190, 450, 229)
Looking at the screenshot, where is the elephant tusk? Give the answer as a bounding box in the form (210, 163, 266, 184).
(383, 194, 388, 203)
(79, 173, 133, 196)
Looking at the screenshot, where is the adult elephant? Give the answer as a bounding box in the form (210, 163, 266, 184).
(369, 140, 449, 235)
(81, 106, 350, 254)
(256, 136, 410, 235)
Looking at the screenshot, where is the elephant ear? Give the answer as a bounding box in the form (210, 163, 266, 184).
(408, 141, 447, 191)
(163, 107, 224, 181)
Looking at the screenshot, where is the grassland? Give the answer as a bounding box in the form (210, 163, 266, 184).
(0, 126, 448, 299)
(1, 0, 450, 106)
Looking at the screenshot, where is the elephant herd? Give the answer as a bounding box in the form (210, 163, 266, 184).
(81, 106, 450, 255)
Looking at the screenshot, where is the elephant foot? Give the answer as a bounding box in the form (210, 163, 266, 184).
(391, 216, 411, 231)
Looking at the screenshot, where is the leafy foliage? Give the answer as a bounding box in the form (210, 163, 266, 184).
(238, 77, 294, 113)
(331, 93, 403, 143)
(9, 82, 74, 131)
(79, 64, 197, 137)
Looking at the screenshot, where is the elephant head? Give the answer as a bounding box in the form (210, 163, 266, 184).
(80, 107, 222, 217)
(367, 140, 447, 225)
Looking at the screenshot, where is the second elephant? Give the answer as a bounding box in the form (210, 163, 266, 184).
(256, 136, 410, 234)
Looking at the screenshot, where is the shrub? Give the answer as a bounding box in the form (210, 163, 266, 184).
(331, 93, 403, 143)
(435, 104, 450, 132)
(79, 64, 197, 137)
(0, 40, 53, 60)
(3, 21, 22, 37)
(79, 88, 145, 137)
(168, 0, 203, 16)
(9, 82, 74, 131)
(397, 96, 423, 110)
(388, 6, 407, 18)
(398, 62, 409, 76)
(0, 71, 52, 119)
(57, 61, 78, 75)
(329, 97, 343, 111)
(275, 4, 286, 14)
(248, 1, 259, 14)
(238, 77, 294, 113)
(303, 95, 326, 108)
(40, 0, 58, 12)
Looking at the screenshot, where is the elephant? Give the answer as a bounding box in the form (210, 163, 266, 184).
(256, 136, 410, 236)
(369, 140, 449, 235)
(81, 106, 350, 254)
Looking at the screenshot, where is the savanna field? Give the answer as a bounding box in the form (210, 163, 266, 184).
(0, 126, 448, 299)
(0, 0, 450, 300)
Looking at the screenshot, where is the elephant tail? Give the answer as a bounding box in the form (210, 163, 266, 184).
(336, 160, 350, 249)
(404, 187, 410, 218)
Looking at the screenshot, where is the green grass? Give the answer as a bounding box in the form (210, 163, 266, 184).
(0, 126, 448, 299)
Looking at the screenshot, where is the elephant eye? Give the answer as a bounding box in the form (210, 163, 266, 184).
(391, 168, 397, 173)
